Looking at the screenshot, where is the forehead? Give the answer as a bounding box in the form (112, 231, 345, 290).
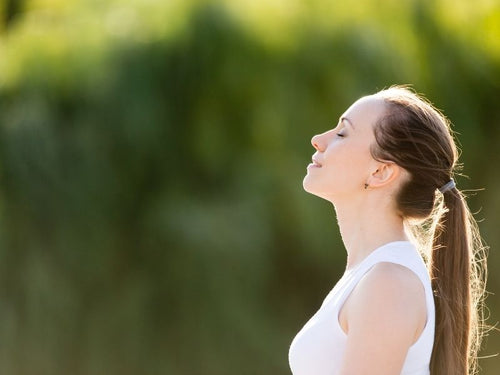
(342, 95, 387, 132)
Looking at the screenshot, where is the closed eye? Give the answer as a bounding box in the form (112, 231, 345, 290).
(336, 132, 346, 137)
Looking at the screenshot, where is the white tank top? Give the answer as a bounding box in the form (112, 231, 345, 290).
(288, 241, 435, 375)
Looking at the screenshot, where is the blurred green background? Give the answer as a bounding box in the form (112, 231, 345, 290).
(0, 0, 498, 374)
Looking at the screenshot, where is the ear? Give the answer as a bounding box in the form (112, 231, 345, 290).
(366, 161, 402, 189)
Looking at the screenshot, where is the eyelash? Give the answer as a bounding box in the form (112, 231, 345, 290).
(336, 132, 345, 138)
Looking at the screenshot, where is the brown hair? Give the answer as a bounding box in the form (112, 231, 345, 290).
(370, 86, 488, 375)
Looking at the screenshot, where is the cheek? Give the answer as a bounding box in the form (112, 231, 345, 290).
(325, 145, 372, 185)
(304, 150, 362, 195)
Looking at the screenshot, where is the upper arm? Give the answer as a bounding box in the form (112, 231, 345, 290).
(338, 263, 426, 375)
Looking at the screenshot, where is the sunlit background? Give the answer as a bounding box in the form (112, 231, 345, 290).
(0, 0, 499, 374)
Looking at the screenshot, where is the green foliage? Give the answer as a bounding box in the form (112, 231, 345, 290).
(0, 0, 499, 374)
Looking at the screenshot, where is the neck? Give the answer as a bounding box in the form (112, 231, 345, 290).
(330, 193, 409, 270)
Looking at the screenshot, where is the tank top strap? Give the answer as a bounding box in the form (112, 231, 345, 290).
(332, 241, 435, 364)
(334, 241, 431, 316)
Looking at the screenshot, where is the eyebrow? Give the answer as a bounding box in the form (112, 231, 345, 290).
(340, 116, 355, 129)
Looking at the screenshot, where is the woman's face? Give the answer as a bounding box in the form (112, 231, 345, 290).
(303, 95, 387, 201)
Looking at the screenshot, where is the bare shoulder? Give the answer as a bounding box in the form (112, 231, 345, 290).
(361, 262, 425, 296)
(342, 262, 427, 342)
(338, 262, 428, 374)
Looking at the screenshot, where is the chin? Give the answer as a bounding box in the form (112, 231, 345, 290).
(303, 176, 338, 202)
(303, 176, 322, 198)
(302, 175, 314, 193)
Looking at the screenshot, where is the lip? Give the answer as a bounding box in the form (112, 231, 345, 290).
(307, 163, 320, 169)
(311, 157, 322, 167)
(307, 159, 322, 169)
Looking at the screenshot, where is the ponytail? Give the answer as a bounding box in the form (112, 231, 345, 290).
(370, 86, 489, 375)
(430, 188, 487, 375)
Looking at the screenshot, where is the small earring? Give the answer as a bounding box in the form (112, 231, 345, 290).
(364, 183, 369, 189)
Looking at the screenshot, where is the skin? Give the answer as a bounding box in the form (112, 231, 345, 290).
(303, 95, 427, 375)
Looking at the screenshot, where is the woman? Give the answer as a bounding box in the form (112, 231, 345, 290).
(288, 86, 487, 375)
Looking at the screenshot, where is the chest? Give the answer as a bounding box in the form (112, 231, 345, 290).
(288, 274, 354, 375)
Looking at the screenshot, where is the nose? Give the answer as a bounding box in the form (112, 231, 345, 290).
(311, 131, 328, 151)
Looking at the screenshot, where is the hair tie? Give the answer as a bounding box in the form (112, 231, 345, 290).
(438, 178, 456, 193)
